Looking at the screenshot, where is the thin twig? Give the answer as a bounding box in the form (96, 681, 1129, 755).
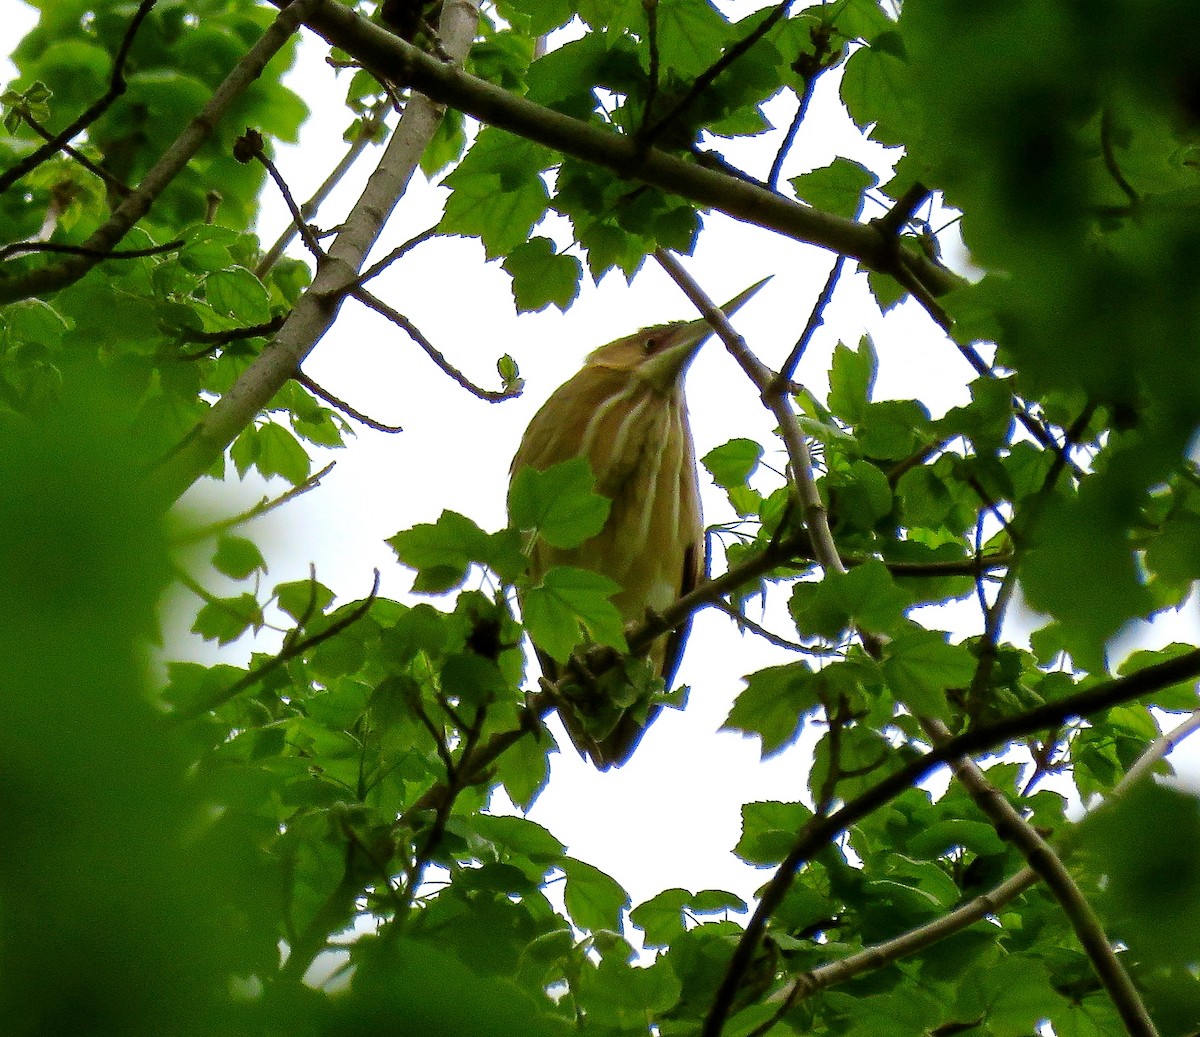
(873, 182, 931, 239)
(0, 0, 157, 194)
(640, 0, 792, 145)
(171, 570, 381, 723)
(177, 314, 288, 359)
(10, 109, 130, 197)
(771, 707, 1200, 1007)
(778, 254, 845, 382)
(1100, 106, 1138, 205)
(173, 460, 336, 545)
(654, 248, 882, 655)
(922, 717, 1159, 1037)
(349, 284, 522, 403)
(257, 104, 388, 277)
(768, 79, 816, 192)
(639, 0, 661, 139)
(697, 645, 1200, 1037)
(174, 565, 265, 628)
(294, 369, 404, 432)
(0, 239, 181, 262)
(240, 129, 327, 262)
(352, 223, 439, 287)
(710, 598, 822, 654)
(249, 0, 960, 302)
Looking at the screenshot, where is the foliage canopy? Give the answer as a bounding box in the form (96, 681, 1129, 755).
(2, 0, 1200, 1035)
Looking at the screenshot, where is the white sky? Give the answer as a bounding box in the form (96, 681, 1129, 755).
(4, 0, 1199, 919)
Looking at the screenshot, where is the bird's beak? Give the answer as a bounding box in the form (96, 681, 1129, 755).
(639, 276, 771, 391)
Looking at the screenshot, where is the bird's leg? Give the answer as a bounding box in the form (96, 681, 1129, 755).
(636, 606, 671, 643)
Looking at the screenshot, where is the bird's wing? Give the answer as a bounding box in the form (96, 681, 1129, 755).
(660, 527, 707, 687)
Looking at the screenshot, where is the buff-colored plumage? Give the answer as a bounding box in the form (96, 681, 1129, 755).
(510, 284, 765, 768)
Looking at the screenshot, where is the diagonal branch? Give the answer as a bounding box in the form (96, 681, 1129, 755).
(697, 644, 1200, 1037)
(293, 370, 404, 432)
(171, 570, 381, 722)
(922, 716, 1159, 1037)
(142, 0, 484, 508)
(640, 0, 793, 146)
(349, 285, 522, 403)
(257, 103, 388, 277)
(253, 0, 959, 297)
(771, 708, 1200, 1009)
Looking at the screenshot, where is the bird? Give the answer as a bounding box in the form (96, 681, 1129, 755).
(509, 281, 767, 769)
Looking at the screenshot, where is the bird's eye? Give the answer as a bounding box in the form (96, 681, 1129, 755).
(643, 337, 658, 354)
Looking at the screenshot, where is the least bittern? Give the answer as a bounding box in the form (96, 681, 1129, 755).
(511, 282, 766, 768)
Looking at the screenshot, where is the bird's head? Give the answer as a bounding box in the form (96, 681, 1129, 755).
(584, 278, 769, 394)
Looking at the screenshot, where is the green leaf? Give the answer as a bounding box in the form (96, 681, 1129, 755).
(211, 534, 266, 580)
(857, 399, 931, 460)
(630, 886, 747, 948)
(2, 298, 71, 348)
(494, 727, 553, 810)
(965, 956, 1070, 1037)
(468, 813, 565, 863)
(521, 565, 627, 662)
(827, 336, 877, 424)
(630, 888, 691, 947)
(380, 602, 449, 668)
(866, 267, 908, 313)
(192, 592, 263, 645)
(723, 663, 819, 756)
(440, 652, 508, 707)
(204, 267, 271, 323)
(789, 158, 878, 218)
(253, 422, 311, 484)
(388, 511, 492, 593)
(275, 578, 336, 623)
(701, 438, 763, 489)
(502, 237, 582, 313)
(881, 629, 975, 719)
(440, 173, 550, 258)
(906, 819, 1006, 859)
(839, 30, 921, 146)
(508, 457, 611, 549)
(832, 458, 893, 530)
(789, 561, 909, 639)
(1080, 781, 1200, 967)
(440, 130, 554, 259)
(500, 0, 575, 36)
(562, 856, 630, 932)
(1022, 485, 1156, 670)
(735, 801, 813, 866)
(179, 225, 238, 273)
(654, 0, 730, 77)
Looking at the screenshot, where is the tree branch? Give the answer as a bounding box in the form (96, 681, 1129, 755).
(923, 716, 1159, 1037)
(172, 460, 336, 544)
(171, 570, 381, 722)
(257, 103, 387, 277)
(349, 285, 521, 403)
(143, 0, 483, 508)
(640, 0, 792, 146)
(293, 369, 404, 432)
(260, 0, 959, 297)
(698, 647, 1200, 1037)
(771, 708, 1200, 1012)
